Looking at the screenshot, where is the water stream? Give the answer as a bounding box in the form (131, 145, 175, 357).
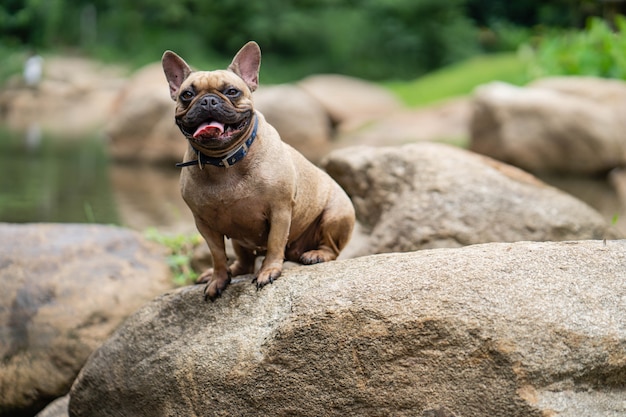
(0, 127, 193, 233)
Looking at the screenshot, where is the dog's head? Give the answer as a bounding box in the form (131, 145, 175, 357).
(162, 42, 261, 152)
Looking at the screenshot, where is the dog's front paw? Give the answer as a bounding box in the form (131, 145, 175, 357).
(252, 266, 282, 291)
(202, 270, 232, 302)
(204, 277, 231, 302)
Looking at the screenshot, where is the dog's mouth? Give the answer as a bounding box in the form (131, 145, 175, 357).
(193, 120, 226, 140)
(181, 118, 249, 144)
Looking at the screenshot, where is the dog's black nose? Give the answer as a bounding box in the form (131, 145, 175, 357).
(200, 95, 220, 107)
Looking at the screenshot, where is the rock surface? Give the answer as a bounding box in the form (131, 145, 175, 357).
(298, 73, 403, 132)
(34, 396, 69, 417)
(68, 240, 626, 417)
(335, 98, 470, 149)
(322, 143, 616, 257)
(0, 56, 126, 136)
(469, 78, 626, 174)
(254, 84, 333, 162)
(105, 63, 184, 163)
(0, 223, 173, 417)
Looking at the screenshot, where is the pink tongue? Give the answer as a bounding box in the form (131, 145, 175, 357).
(193, 121, 225, 138)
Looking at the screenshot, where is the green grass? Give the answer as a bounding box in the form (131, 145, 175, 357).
(144, 228, 202, 286)
(386, 52, 529, 107)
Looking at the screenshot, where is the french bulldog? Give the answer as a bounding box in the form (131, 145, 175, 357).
(162, 41, 355, 301)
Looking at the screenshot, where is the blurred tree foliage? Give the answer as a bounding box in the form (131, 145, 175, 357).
(0, 0, 617, 81)
(466, 0, 600, 27)
(529, 15, 626, 80)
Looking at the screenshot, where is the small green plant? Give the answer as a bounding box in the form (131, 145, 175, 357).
(528, 16, 626, 81)
(603, 213, 621, 246)
(83, 202, 96, 223)
(144, 228, 202, 286)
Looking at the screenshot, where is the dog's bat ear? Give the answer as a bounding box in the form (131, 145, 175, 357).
(228, 41, 261, 92)
(162, 51, 193, 101)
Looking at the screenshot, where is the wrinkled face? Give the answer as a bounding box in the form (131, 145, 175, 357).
(173, 70, 254, 152)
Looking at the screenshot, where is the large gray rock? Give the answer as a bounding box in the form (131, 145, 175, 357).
(105, 63, 185, 163)
(469, 78, 626, 174)
(0, 223, 173, 417)
(254, 84, 333, 162)
(35, 396, 69, 417)
(0, 57, 125, 137)
(68, 240, 626, 417)
(336, 98, 471, 149)
(298, 74, 402, 132)
(322, 143, 615, 257)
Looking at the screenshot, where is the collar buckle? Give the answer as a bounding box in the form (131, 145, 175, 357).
(221, 141, 249, 168)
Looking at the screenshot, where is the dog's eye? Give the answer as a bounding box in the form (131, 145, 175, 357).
(180, 90, 195, 101)
(224, 88, 240, 98)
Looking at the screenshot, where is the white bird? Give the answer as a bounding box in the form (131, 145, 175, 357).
(24, 54, 44, 87)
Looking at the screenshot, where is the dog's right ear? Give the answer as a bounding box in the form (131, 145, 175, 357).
(162, 51, 192, 101)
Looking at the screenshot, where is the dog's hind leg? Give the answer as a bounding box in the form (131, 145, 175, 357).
(299, 184, 355, 265)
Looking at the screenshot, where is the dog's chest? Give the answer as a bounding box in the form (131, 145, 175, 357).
(181, 171, 271, 245)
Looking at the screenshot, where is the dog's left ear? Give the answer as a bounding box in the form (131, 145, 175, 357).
(228, 41, 261, 92)
(162, 51, 193, 101)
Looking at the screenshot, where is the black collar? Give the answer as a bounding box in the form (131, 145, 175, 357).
(176, 114, 258, 169)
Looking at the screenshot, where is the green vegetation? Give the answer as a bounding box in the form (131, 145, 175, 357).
(387, 52, 528, 107)
(0, 45, 30, 83)
(1, 0, 614, 83)
(388, 14, 626, 107)
(529, 16, 626, 80)
(2, 2, 625, 106)
(1, 0, 479, 81)
(144, 228, 202, 286)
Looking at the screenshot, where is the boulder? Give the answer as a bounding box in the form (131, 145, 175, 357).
(254, 84, 333, 162)
(105, 63, 186, 163)
(0, 57, 125, 136)
(109, 163, 195, 234)
(540, 172, 626, 237)
(469, 78, 626, 174)
(35, 396, 69, 417)
(530, 75, 626, 103)
(0, 223, 173, 417)
(68, 240, 626, 417)
(298, 74, 403, 132)
(322, 143, 616, 257)
(336, 98, 471, 149)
